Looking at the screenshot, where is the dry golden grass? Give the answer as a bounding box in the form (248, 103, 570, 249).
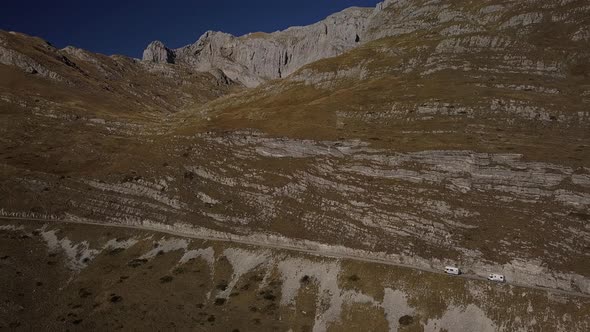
(1, 220, 588, 331)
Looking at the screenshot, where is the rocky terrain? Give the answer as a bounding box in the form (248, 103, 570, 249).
(0, 30, 238, 116)
(143, 0, 590, 89)
(1, 0, 590, 330)
(142, 7, 372, 87)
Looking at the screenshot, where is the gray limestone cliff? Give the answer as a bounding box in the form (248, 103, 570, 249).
(143, 40, 175, 64)
(142, 6, 378, 87)
(142, 0, 590, 87)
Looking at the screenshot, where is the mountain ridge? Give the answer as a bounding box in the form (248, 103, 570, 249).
(143, 5, 376, 87)
(142, 0, 590, 87)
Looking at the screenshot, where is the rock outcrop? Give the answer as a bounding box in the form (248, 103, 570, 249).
(142, 40, 175, 64)
(0, 41, 65, 81)
(143, 7, 373, 87)
(0, 29, 238, 114)
(142, 0, 590, 87)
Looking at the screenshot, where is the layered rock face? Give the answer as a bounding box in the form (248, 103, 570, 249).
(4, 131, 588, 294)
(143, 0, 590, 87)
(142, 40, 175, 63)
(143, 7, 373, 86)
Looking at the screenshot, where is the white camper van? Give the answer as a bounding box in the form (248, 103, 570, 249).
(488, 273, 505, 282)
(444, 266, 460, 275)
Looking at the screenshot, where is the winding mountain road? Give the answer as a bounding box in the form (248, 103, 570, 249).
(1, 215, 588, 299)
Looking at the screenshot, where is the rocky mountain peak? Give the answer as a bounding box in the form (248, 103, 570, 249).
(140, 0, 590, 88)
(141, 6, 374, 87)
(143, 40, 175, 64)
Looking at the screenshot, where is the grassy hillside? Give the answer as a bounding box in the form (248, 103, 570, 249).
(1, 220, 588, 331)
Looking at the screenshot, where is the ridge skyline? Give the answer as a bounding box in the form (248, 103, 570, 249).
(0, 0, 382, 58)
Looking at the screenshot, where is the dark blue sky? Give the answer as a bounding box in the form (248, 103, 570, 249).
(1, 0, 381, 58)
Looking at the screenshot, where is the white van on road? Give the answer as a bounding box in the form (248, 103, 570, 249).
(444, 266, 460, 275)
(488, 273, 505, 282)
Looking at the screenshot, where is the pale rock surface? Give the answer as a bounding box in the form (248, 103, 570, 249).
(143, 40, 175, 63)
(140, 0, 590, 86)
(142, 7, 374, 86)
(0, 44, 64, 81)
